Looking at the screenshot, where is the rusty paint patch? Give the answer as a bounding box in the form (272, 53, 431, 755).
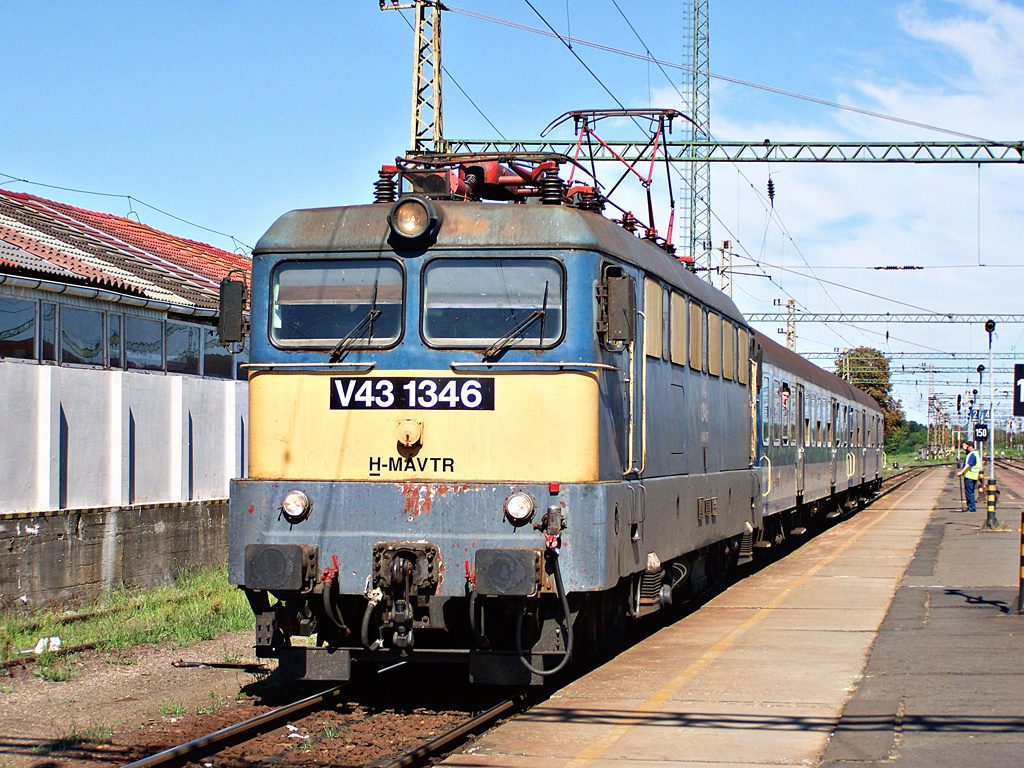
(396, 483, 472, 517)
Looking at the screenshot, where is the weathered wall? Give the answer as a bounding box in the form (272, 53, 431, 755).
(0, 361, 247, 513)
(0, 502, 229, 609)
(0, 360, 247, 607)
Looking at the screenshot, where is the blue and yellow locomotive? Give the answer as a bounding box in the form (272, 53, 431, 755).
(225, 157, 883, 685)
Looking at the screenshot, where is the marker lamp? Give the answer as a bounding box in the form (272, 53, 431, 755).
(281, 490, 312, 523)
(504, 492, 536, 525)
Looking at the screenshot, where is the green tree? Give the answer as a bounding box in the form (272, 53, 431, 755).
(834, 347, 904, 437)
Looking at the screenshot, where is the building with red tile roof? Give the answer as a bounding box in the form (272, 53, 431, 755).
(0, 190, 250, 314)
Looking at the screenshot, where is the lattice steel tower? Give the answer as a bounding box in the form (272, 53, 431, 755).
(381, 0, 445, 154)
(682, 0, 712, 279)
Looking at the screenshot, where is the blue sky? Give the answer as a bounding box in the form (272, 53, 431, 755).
(4, 1, 1024, 424)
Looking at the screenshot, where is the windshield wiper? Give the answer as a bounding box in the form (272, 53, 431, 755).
(330, 281, 380, 363)
(483, 281, 550, 361)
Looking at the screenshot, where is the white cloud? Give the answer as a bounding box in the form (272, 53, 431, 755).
(704, 0, 1024, 422)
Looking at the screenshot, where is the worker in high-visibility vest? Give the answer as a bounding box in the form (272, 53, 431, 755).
(956, 440, 982, 513)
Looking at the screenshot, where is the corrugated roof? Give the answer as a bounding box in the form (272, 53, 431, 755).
(0, 190, 251, 313)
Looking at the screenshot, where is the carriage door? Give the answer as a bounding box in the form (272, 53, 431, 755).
(795, 384, 805, 498)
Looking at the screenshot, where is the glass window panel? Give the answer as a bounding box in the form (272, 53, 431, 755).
(423, 257, 563, 348)
(272, 259, 404, 349)
(125, 317, 164, 371)
(203, 327, 235, 378)
(166, 321, 200, 374)
(643, 279, 662, 359)
(0, 297, 36, 360)
(669, 293, 686, 366)
(40, 302, 57, 361)
(737, 328, 749, 385)
(109, 314, 122, 368)
(702, 310, 709, 372)
(723, 320, 735, 380)
(688, 302, 702, 371)
(762, 375, 771, 446)
(108, 313, 122, 370)
(60, 306, 104, 366)
(708, 313, 721, 376)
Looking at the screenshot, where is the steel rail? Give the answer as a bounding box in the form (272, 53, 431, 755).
(382, 690, 536, 768)
(122, 684, 349, 768)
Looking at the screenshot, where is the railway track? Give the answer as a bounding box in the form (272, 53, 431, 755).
(121, 670, 535, 768)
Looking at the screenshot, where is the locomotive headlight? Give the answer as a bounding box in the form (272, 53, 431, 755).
(504, 492, 536, 525)
(388, 195, 441, 241)
(281, 490, 312, 523)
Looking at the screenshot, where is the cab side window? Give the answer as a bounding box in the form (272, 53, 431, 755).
(689, 301, 702, 372)
(670, 293, 687, 366)
(644, 278, 663, 359)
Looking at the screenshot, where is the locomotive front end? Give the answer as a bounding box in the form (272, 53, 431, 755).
(228, 192, 619, 684)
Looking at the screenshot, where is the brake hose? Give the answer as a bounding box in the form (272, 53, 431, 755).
(321, 579, 350, 635)
(515, 550, 574, 677)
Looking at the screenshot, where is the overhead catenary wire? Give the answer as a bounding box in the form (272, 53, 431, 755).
(445, 4, 1000, 144)
(0, 172, 253, 253)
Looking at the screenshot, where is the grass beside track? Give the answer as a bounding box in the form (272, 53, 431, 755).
(0, 566, 252, 675)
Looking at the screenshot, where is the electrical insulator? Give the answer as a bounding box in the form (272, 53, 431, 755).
(767, 177, 775, 206)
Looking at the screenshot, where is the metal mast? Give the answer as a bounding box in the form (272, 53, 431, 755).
(682, 0, 712, 279)
(382, 0, 445, 154)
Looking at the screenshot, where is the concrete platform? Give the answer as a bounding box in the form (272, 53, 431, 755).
(443, 467, 1024, 767)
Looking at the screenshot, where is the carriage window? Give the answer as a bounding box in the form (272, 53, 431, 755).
(723, 321, 734, 381)
(670, 293, 687, 365)
(423, 257, 563, 348)
(689, 301, 702, 371)
(272, 259, 403, 349)
(643, 278, 663, 359)
(779, 382, 791, 446)
(708, 313, 722, 377)
(762, 374, 771, 446)
(737, 328, 749, 385)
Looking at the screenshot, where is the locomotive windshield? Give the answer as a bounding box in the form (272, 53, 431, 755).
(270, 259, 403, 349)
(421, 257, 564, 349)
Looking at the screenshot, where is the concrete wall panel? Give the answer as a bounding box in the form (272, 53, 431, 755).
(0, 363, 41, 512)
(0, 361, 248, 514)
(125, 373, 174, 505)
(56, 366, 116, 509)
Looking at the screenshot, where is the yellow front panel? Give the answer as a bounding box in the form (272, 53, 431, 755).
(249, 370, 600, 482)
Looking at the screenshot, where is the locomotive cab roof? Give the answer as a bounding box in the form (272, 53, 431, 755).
(255, 199, 746, 325)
